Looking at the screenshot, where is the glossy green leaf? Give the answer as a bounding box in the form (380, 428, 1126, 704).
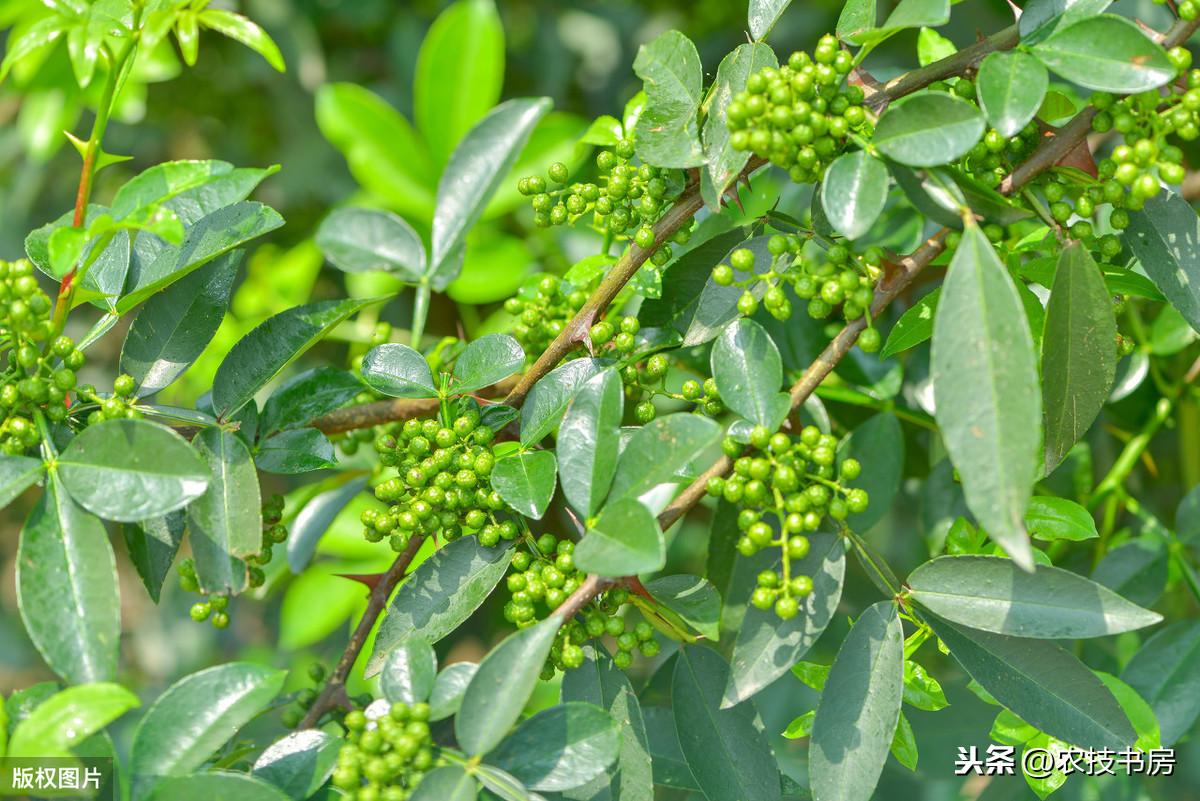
(521, 358, 611, 445)
(810, 602, 903, 801)
(1019, 0, 1112, 44)
(903, 661, 948, 711)
(908, 555, 1161, 637)
(414, 0, 505, 167)
(0, 17, 67, 84)
(632, 30, 705, 168)
(838, 413, 903, 532)
(1031, 15, 1173, 93)
(821, 151, 890, 240)
(836, 0, 877, 43)
(145, 772, 292, 801)
(130, 663, 287, 799)
(123, 513, 185, 604)
(703, 43, 777, 207)
(711, 318, 787, 429)
(560, 644, 654, 801)
(681, 235, 776, 346)
(917, 27, 956, 65)
(212, 296, 380, 419)
(368, 537, 513, 676)
(747, 0, 793, 39)
(255, 428, 337, 474)
(287, 477, 367, 573)
(474, 764, 533, 801)
(880, 288, 938, 359)
(315, 207, 424, 281)
(252, 730, 340, 801)
(361, 343, 438, 399)
(558, 369, 623, 517)
(381, 637, 438, 705)
(1042, 244, 1117, 472)
(724, 534, 845, 706)
(1097, 672, 1161, 752)
(0, 454, 43, 510)
(8, 683, 139, 759)
(927, 613, 1134, 750)
(608, 413, 721, 502)
(1125, 190, 1200, 334)
(931, 223, 1040, 570)
(429, 662, 479, 721)
(58, 419, 209, 522)
(453, 333, 524, 393)
(260, 367, 364, 435)
(672, 645, 781, 801)
(874, 92, 984, 168)
(646, 575, 722, 642)
(869, 0, 950, 42)
(199, 9, 285, 71)
(638, 228, 747, 332)
(575, 498, 665, 577)
(430, 98, 551, 285)
(121, 251, 240, 397)
(1122, 621, 1200, 746)
(1092, 538, 1168, 608)
(188, 428, 261, 566)
(1025, 496, 1098, 542)
(492, 449, 557, 520)
(487, 702, 621, 791)
(456, 616, 560, 756)
(111, 161, 236, 221)
(976, 51, 1048, 138)
(890, 713, 918, 771)
(410, 764, 477, 801)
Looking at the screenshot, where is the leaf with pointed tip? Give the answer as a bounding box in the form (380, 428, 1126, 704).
(1124, 190, 1200, 336)
(8, 683, 139, 759)
(1092, 539, 1168, 608)
(255, 428, 337, 475)
(381, 638, 438, 705)
(608, 414, 721, 503)
(429, 662, 479, 721)
(1121, 621, 1200, 746)
(976, 51, 1049, 138)
(711, 319, 787, 429)
(703, 43, 777, 207)
(821, 151, 890, 240)
(252, 730, 340, 801)
(188, 428, 262, 566)
(1031, 15, 1173, 93)
(747, 0, 793, 39)
(487, 702, 621, 791)
(874, 93, 985, 167)
(361, 343, 438, 399)
(521, 358, 611, 445)
(558, 369, 623, 518)
(632, 31, 704, 168)
(316, 206, 424, 280)
(646, 575, 722, 642)
(575, 498, 665, 577)
(123, 512, 185, 603)
(199, 8, 285, 71)
(1019, 0, 1112, 44)
(492, 449, 558, 520)
(260, 367, 364, 435)
(1025, 496, 1098, 543)
(932, 224, 1040, 570)
(453, 333, 524, 393)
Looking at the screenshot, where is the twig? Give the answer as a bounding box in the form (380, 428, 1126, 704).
(869, 25, 1019, 111)
(310, 376, 519, 435)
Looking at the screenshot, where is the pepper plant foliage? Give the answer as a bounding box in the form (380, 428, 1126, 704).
(4, 0, 1200, 799)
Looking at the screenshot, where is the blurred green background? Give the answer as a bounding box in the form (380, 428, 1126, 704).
(2, 1, 1198, 799)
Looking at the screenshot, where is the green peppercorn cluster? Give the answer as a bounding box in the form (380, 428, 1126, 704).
(332, 701, 436, 801)
(365, 411, 508, 550)
(621, 356, 725, 424)
(726, 35, 868, 183)
(503, 534, 659, 676)
(704, 424, 868, 620)
(518, 149, 686, 264)
(75, 374, 143, 426)
(0, 259, 89, 453)
(712, 236, 884, 351)
(503, 273, 641, 359)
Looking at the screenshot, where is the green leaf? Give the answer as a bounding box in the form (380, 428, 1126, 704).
(145, 772, 292, 801)
(560, 644, 654, 801)
(188, 428, 262, 566)
(1125, 190, 1200, 334)
(724, 534, 845, 707)
(836, 0, 876, 44)
(976, 51, 1049, 138)
(672, 645, 781, 801)
(361, 343, 438, 399)
(639, 229, 748, 333)
(821, 151, 891, 240)
(521, 358, 611, 445)
(255, 428, 337, 475)
(792, 661, 831, 691)
(558, 369, 623, 518)
(645, 575, 722, 642)
(880, 288, 938, 359)
(121, 251, 239, 397)
(926, 613, 1134, 750)
(198, 9, 285, 71)
(252, 731, 340, 801)
(487, 702, 621, 791)
(414, 0, 505, 167)
(475, 764, 534, 801)
(810, 602, 904, 801)
(8, 683, 139, 759)
(0, 454, 43, 510)
(874, 92, 985, 168)
(1121, 621, 1200, 746)
(456, 616, 560, 756)
(632, 30, 705, 168)
(287, 477, 367, 573)
(453, 333, 524, 393)
(0, 16, 67, 84)
(1042, 243, 1117, 472)
(131, 663, 286, 799)
(872, 0, 950, 41)
(703, 44, 778, 207)
(382, 637, 438, 705)
(917, 27, 956, 66)
(1031, 15, 1173, 93)
(430, 98, 552, 286)
(1025, 496, 1098, 542)
(111, 160, 237, 220)
(748, 0, 793, 39)
(368, 538, 514, 677)
(1149, 304, 1198, 355)
(1096, 672, 1161, 752)
(429, 662, 479, 721)
(838, 413, 903, 532)
(783, 710, 815, 739)
(260, 367, 364, 436)
(1019, 0, 1112, 44)
(909, 555, 1160, 638)
(410, 765, 477, 801)
(212, 296, 380, 419)
(122, 513, 185, 603)
(492, 449, 558, 520)
(931, 223, 1040, 570)
(903, 661, 948, 711)
(58, 419, 209, 522)
(608, 413, 721, 502)
(575, 498, 665, 577)
(711, 318, 787, 429)
(890, 713, 918, 771)
(315, 207, 424, 281)
(118, 201, 284, 312)
(1092, 538, 1168, 608)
